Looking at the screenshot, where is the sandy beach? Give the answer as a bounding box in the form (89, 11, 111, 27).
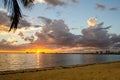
(0, 62, 120, 80)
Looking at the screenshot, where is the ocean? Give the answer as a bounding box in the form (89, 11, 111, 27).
(0, 53, 120, 71)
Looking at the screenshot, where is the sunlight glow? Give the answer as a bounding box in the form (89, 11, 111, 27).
(33, 48, 54, 53)
(0, 48, 54, 53)
(36, 50, 40, 53)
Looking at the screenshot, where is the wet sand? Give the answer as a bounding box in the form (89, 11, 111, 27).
(0, 61, 120, 80)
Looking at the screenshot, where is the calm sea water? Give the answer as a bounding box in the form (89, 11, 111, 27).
(0, 53, 120, 71)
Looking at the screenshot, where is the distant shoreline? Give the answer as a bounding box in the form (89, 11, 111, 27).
(0, 52, 120, 55)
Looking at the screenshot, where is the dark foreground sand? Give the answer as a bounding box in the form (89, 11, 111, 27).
(0, 62, 120, 80)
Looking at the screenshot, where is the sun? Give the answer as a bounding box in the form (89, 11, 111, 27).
(36, 50, 40, 53)
(31, 48, 55, 54)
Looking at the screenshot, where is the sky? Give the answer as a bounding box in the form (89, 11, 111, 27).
(0, 0, 120, 53)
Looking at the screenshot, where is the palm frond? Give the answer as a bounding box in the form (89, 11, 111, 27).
(2, 0, 34, 32)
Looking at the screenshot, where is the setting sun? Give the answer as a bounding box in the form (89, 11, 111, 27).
(30, 48, 55, 53)
(36, 50, 40, 53)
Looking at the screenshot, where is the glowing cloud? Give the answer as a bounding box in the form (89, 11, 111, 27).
(87, 18, 97, 27)
(35, 0, 46, 3)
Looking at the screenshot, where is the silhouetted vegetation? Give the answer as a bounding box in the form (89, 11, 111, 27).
(2, 0, 34, 31)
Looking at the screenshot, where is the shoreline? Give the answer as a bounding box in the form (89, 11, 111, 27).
(0, 61, 120, 80)
(0, 52, 120, 55)
(0, 61, 120, 75)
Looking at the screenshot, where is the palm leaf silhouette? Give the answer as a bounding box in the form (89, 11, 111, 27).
(2, 0, 34, 32)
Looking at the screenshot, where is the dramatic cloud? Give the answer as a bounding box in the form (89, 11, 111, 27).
(77, 18, 120, 49)
(35, 17, 120, 49)
(78, 19, 111, 48)
(0, 17, 120, 52)
(35, 18, 78, 47)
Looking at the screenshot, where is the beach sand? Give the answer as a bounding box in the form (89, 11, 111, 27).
(0, 62, 120, 80)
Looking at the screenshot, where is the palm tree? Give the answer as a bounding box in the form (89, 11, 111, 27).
(2, 0, 34, 32)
